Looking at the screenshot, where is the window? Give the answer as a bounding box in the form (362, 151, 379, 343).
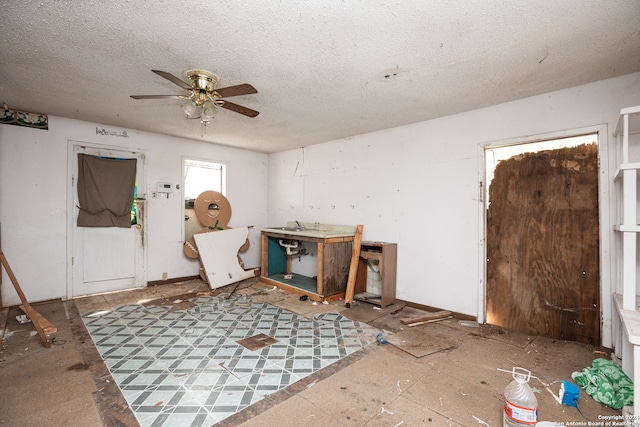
(77, 154, 137, 228)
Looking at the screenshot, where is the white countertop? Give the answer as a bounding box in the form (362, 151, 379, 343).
(261, 222, 356, 239)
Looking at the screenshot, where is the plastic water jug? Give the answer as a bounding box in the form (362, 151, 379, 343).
(503, 367, 538, 427)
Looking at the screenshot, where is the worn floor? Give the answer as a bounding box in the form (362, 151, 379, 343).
(0, 279, 624, 426)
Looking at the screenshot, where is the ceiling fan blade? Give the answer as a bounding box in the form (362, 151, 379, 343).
(151, 70, 192, 90)
(130, 95, 183, 99)
(219, 100, 260, 118)
(216, 84, 257, 98)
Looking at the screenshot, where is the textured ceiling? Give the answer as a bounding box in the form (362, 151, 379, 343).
(1, 1, 639, 153)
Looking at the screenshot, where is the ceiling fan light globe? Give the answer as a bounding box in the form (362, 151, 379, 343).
(202, 101, 218, 120)
(181, 101, 200, 119)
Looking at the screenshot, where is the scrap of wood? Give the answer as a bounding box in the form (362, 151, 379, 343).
(405, 316, 453, 327)
(400, 310, 452, 325)
(344, 224, 364, 306)
(390, 305, 405, 315)
(225, 281, 242, 299)
(18, 305, 57, 335)
(0, 251, 56, 347)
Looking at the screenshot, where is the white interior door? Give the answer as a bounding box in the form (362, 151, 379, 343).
(69, 144, 146, 297)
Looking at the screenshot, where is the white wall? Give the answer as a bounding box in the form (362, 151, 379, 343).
(267, 72, 640, 331)
(0, 116, 268, 307)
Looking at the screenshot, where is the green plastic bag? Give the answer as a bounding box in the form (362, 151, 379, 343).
(571, 358, 633, 409)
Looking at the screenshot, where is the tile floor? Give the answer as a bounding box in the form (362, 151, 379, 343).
(81, 292, 377, 427)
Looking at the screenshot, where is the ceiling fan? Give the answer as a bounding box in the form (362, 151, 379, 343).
(130, 69, 259, 124)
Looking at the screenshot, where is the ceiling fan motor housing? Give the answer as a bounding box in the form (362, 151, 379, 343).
(186, 70, 219, 92)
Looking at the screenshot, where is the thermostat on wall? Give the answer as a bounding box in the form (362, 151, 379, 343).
(157, 182, 173, 193)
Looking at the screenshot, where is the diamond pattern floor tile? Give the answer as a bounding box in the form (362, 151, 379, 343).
(82, 293, 376, 426)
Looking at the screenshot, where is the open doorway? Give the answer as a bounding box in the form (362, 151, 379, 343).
(484, 133, 600, 345)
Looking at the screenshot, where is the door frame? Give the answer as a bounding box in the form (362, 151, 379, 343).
(477, 124, 611, 346)
(66, 140, 148, 299)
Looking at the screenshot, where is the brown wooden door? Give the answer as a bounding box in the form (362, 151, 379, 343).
(486, 143, 600, 345)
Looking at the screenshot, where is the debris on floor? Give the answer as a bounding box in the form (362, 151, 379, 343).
(458, 320, 480, 328)
(15, 314, 31, 324)
(143, 294, 197, 312)
(400, 310, 452, 327)
(235, 294, 252, 307)
(385, 327, 456, 357)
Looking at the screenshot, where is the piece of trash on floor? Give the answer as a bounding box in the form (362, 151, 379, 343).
(284, 274, 292, 279)
(373, 306, 382, 310)
(472, 415, 489, 426)
(322, 301, 329, 305)
(300, 295, 308, 301)
(16, 315, 31, 324)
(380, 407, 393, 415)
(396, 380, 407, 392)
(173, 299, 183, 304)
(559, 380, 579, 407)
(236, 294, 252, 307)
(458, 320, 480, 328)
